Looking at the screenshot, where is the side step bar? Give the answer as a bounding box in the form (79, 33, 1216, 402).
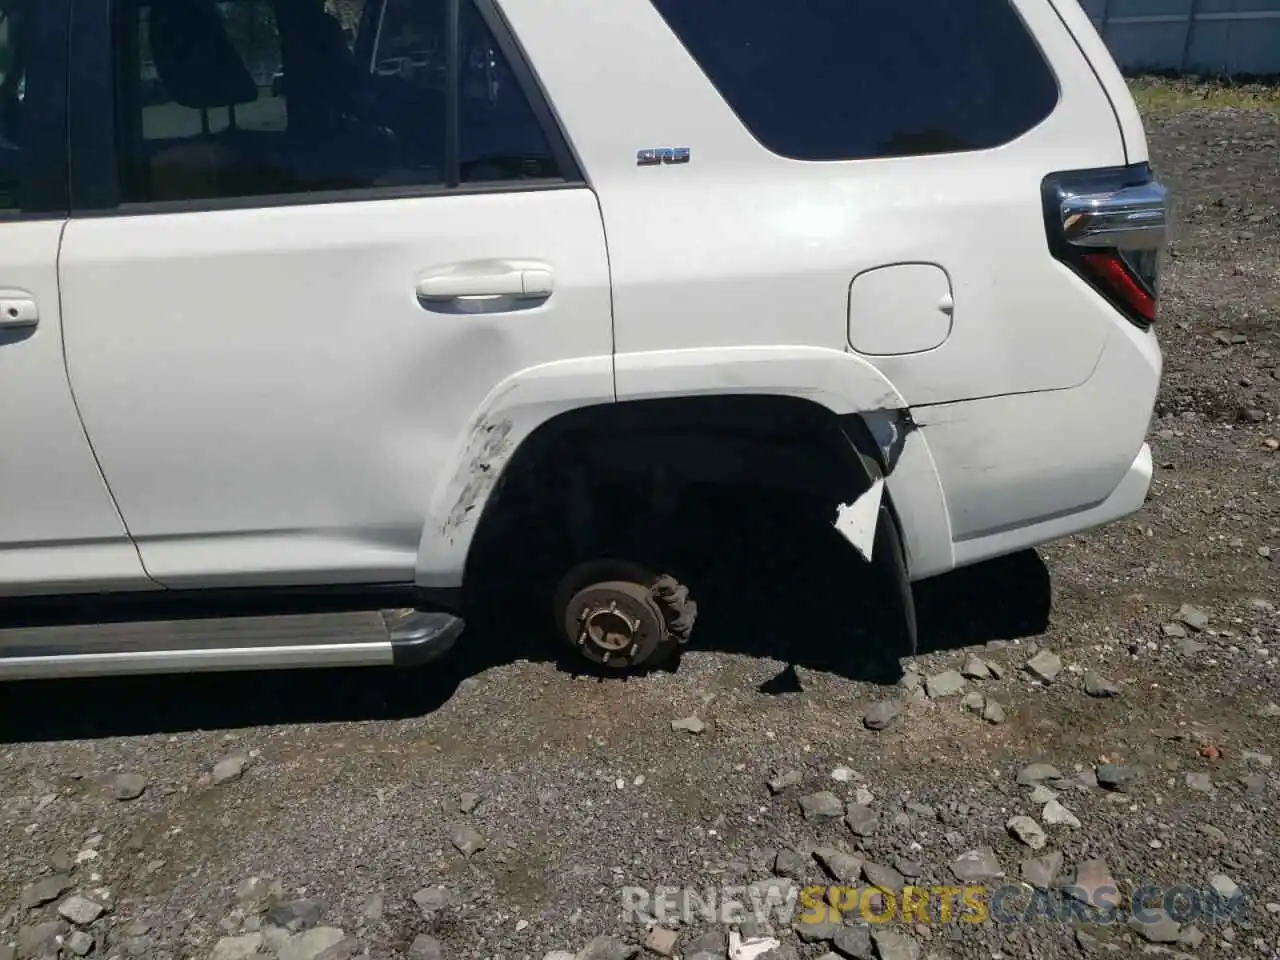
(0, 608, 464, 681)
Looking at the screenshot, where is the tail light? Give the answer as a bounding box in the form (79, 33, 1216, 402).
(1042, 164, 1169, 330)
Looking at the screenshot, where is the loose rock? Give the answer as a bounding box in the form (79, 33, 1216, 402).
(1021, 851, 1063, 890)
(982, 698, 1006, 724)
(671, 716, 705, 734)
(315, 935, 360, 960)
(1017, 763, 1062, 786)
(210, 934, 265, 960)
(773, 849, 808, 879)
(112, 773, 146, 801)
(20, 874, 73, 909)
(1024, 650, 1063, 683)
(1063, 859, 1118, 907)
(1029, 784, 1058, 804)
(832, 926, 872, 960)
(844, 805, 878, 837)
(768, 771, 802, 794)
(951, 848, 1003, 882)
(276, 927, 348, 960)
(1185, 773, 1213, 793)
(799, 792, 844, 821)
(861, 862, 905, 894)
(360, 894, 383, 923)
(408, 935, 444, 960)
(1006, 816, 1046, 850)
(212, 752, 249, 785)
(459, 792, 482, 814)
(960, 655, 992, 680)
(924, 671, 965, 698)
(236, 876, 283, 911)
(448, 824, 486, 856)
(1043, 799, 1081, 828)
(575, 936, 638, 960)
(869, 929, 920, 960)
(1097, 764, 1144, 792)
(57, 896, 105, 927)
(892, 856, 922, 879)
(813, 848, 863, 883)
(793, 918, 841, 943)
(17, 922, 63, 959)
(265, 900, 324, 934)
(862, 701, 901, 731)
(412, 887, 449, 918)
(1210, 875, 1240, 900)
(1128, 913, 1182, 944)
(1083, 671, 1120, 697)
(66, 931, 94, 957)
(960, 692, 985, 714)
(1178, 637, 1207, 656)
(1177, 604, 1209, 631)
(644, 927, 678, 957)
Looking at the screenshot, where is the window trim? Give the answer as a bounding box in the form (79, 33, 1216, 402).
(0, 0, 72, 221)
(67, 0, 585, 217)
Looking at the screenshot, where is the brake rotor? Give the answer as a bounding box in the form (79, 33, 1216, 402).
(562, 579, 668, 668)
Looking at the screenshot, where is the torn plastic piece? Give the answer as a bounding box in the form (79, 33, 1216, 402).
(729, 931, 782, 960)
(834, 477, 885, 562)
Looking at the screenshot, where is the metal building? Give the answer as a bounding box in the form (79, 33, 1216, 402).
(1079, 0, 1280, 75)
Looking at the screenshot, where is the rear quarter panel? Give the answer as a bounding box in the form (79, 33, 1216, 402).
(498, 0, 1132, 407)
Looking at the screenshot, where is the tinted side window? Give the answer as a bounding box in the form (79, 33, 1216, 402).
(114, 0, 561, 206)
(0, 1, 28, 209)
(648, 0, 1059, 161)
(457, 0, 558, 183)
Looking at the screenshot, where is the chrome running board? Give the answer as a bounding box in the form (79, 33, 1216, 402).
(0, 608, 463, 680)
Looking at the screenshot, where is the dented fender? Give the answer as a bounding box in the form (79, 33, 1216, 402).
(415, 346, 950, 590)
(415, 355, 615, 590)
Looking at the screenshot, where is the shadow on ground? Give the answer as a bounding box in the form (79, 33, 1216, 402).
(0, 490, 1051, 741)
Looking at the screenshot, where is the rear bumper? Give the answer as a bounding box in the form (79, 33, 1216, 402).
(949, 442, 1152, 570)
(893, 320, 1161, 579)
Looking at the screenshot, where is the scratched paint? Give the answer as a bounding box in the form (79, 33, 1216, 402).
(442, 418, 514, 536)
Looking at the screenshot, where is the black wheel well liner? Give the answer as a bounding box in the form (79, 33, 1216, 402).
(462, 394, 917, 655)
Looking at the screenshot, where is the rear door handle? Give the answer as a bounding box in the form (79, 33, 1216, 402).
(0, 294, 38, 329)
(415, 262, 554, 302)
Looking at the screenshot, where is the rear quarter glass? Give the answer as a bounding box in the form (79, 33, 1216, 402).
(646, 0, 1060, 161)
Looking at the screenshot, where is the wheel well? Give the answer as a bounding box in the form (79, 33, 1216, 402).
(460, 394, 915, 657)
(490, 394, 882, 499)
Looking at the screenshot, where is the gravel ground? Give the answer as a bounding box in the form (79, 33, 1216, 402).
(2, 91, 1279, 960)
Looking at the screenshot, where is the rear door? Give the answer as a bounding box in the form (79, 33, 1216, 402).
(0, 0, 154, 596)
(59, 0, 612, 589)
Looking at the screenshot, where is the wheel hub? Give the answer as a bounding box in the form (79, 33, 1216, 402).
(564, 579, 667, 668)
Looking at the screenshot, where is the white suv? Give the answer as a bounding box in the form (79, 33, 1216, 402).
(0, 0, 1165, 678)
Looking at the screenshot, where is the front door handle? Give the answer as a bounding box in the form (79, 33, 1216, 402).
(0, 294, 38, 329)
(416, 261, 554, 302)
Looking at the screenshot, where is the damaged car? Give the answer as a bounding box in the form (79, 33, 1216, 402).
(0, 0, 1164, 677)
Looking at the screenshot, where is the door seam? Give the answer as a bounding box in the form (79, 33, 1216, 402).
(54, 219, 165, 589)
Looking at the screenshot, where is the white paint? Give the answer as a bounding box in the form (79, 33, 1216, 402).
(834, 478, 885, 563)
(58, 190, 612, 587)
(847, 263, 954, 357)
(504, 0, 1130, 406)
(0, 222, 153, 596)
(1049, 0, 1150, 163)
(0, 0, 1161, 618)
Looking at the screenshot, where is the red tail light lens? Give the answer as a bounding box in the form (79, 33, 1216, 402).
(1080, 251, 1156, 324)
(1042, 164, 1168, 331)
